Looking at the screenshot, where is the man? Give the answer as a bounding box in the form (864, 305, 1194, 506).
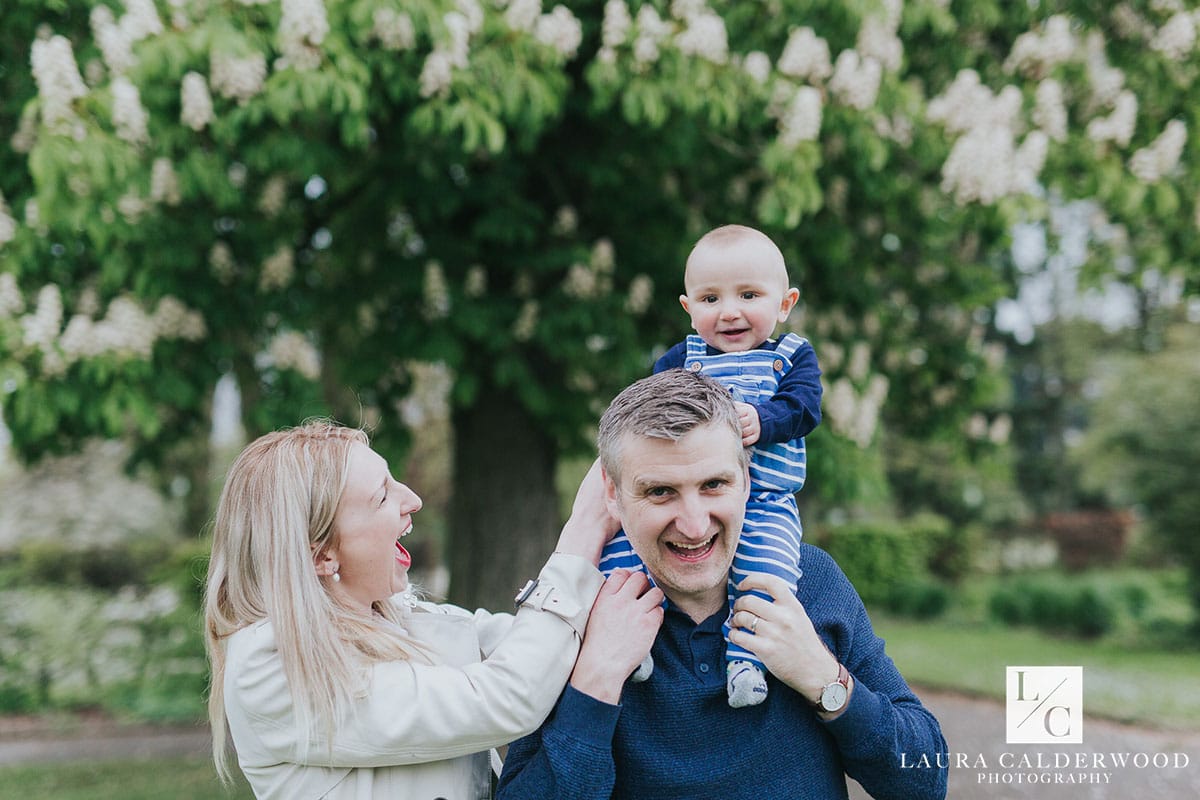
(497, 369, 947, 800)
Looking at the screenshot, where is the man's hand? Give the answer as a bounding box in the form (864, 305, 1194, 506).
(727, 573, 849, 715)
(734, 401, 761, 447)
(554, 458, 622, 565)
(569, 570, 664, 704)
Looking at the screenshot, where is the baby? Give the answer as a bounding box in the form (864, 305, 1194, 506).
(600, 224, 823, 707)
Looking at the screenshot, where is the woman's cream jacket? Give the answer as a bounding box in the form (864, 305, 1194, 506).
(223, 552, 603, 799)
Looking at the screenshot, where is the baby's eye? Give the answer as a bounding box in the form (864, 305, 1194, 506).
(701, 295, 719, 304)
(741, 291, 758, 300)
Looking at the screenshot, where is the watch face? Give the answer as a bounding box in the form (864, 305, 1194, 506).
(821, 682, 848, 712)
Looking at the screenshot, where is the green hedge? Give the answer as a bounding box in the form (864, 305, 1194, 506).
(817, 516, 957, 618)
(988, 575, 1118, 638)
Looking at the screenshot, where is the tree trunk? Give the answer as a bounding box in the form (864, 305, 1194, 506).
(447, 389, 560, 612)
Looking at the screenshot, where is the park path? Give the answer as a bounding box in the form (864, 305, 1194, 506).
(2, 689, 1199, 798)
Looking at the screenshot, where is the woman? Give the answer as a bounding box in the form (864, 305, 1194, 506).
(204, 421, 661, 799)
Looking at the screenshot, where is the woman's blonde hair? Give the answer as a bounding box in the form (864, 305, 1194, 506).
(203, 420, 429, 782)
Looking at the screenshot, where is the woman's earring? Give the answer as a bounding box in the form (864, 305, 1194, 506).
(332, 570, 341, 583)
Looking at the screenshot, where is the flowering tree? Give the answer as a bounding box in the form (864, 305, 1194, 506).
(2, 0, 1198, 608)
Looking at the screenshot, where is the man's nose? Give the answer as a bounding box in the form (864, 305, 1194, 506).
(674, 494, 710, 539)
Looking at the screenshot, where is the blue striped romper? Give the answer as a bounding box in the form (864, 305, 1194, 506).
(600, 333, 809, 674)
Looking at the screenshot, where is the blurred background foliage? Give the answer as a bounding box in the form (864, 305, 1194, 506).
(0, 0, 1198, 723)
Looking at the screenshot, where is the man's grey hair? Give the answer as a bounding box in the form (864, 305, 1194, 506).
(598, 369, 748, 485)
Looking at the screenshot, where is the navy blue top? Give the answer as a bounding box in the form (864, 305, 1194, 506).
(496, 545, 948, 800)
(654, 337, 823, 446)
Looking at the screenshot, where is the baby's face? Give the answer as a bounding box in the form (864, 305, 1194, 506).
(679, 239, 798, 353)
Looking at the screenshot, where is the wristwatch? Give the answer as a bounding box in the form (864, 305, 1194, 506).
(815, 663, 851, 713)
(514, 578, 541, 608)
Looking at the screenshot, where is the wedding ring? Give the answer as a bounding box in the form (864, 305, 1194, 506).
(749, 615, 759, 634)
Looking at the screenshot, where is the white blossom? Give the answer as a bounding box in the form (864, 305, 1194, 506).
(633, 6, 671, 66)
(464, 265, 488, 297)
(0, 273, 23, 317)
(940, 125, 1017, 204)
(1151, 11, 1196, 61)
(856, 16, 903, 73)
(152, 295, 206, 340)
(373, 8, 416, 51)
(1013, 130, 1049, 191)
(670, 0, 707, 20)
(675, 10, 728, 64)
(1033, 79, 1067, 141)
(1112, 4, 1156, 41)
(277, 0, 329, 71)
(268, 331, 321, 380)
(210, 52, 268, 104)
(625, 274, 653, 314)
(0, 192, 16, 248)
(602, 0, 632, 49)
(179, 71, 213, 130)
(512, 300, 539, 341)
(111, 77, 149, 145)
(563, 263, 598, 298)
(506, 0, 542, 32)
(536, 6, 583, 58)
(742, 51, 771, 84)
(423, 261, 451, 318)
(778, 27, 832, 82)
(1129, 119, 1187, 182)
(209, 241, 236, 283)
(1085, 32, 1125, 106)
(590, 238, 615, 273)
(457, 0, 485, 33)
(829, 50, 881, 111)
(1086, 89, 1138, 147)
(419, 50, 455, 98)
(119, 0, 164, 41)
(1004, 14, 1075, 77)
(31, 35, 89, 126)
(777, 85, 823, 145)
(91, 6, 136, 76)
(989, 414, 1013, 445)
(149, 158, 181, 205)
(552, 205, 578, 235)
(21, 284, 63, 352)
(444, 12, 472, 67)
(259, 245, 296, 291)
(258, 176, 287, 217)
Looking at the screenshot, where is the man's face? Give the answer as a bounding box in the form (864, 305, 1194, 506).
(604, 422, 750, 621)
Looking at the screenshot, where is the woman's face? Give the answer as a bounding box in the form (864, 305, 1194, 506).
(326, 442, 422, 611)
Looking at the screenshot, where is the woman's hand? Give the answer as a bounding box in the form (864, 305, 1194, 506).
(554, 458, 621, 565)
(568, 570, 664, 704)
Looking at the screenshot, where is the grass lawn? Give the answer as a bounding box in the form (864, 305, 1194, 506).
(0, 756, 254, 800)
(873, 614, 1200, 730)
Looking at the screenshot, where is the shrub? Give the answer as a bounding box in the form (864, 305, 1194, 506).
(885, 579, 951, 620)
(987, 575, 1118, 638)
(819, 520, 932, 608)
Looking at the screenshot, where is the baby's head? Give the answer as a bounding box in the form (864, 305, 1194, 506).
(679, 225, 799, 353)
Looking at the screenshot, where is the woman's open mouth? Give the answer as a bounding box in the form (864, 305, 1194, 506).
(395, 523, 413, 568)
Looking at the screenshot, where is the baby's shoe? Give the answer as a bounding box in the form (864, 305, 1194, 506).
(727, 660, 768, 708)
(630, 653, 654, 682)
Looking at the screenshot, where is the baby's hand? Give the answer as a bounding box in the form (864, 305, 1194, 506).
(734, 401, 761, 446)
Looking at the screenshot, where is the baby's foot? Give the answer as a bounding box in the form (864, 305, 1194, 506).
(727, 660, 768, 708)
(630, 652, 654, 682)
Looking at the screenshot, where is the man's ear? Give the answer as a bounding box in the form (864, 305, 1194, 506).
(602, 467, 623, 524)
(778, 287, 800, 321)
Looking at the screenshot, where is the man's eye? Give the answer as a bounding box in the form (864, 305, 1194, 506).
(702, 479, 726, 491)
(647, 486, 673, 498)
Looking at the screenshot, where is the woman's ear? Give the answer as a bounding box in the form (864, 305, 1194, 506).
(312, 544, 339, 578)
